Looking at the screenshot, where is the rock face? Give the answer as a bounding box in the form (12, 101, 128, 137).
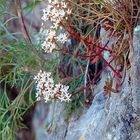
(66, 76, 134, 140)
(33, 26, 140, 140)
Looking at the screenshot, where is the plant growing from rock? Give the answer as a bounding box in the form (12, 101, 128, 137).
(67, 0, 140, 95)
(0, 0, 140, 139)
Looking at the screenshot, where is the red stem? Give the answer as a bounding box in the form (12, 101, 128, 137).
(71, 54, 118, 97)
(99, 54, 122, 78)
(16, 0, 32, 44)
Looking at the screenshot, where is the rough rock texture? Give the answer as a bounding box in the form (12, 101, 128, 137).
(33, 26, 140, 140)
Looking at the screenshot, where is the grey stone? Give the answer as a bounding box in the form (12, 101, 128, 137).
(33, 26, 140, 140)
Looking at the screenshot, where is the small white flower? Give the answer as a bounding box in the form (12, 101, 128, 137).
(40, 0, 72, 53)
(62, 2, 67, 8)
(67, 9, 72, 15)
(56, 33, 68, 43)
(34, 71, 71, 103)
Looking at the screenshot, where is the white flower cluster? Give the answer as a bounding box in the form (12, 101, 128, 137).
(34, 70, 71, 102)
(41, 0, 72, 53)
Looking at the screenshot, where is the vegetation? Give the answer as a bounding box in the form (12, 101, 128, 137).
(0, 0, 140, 139)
